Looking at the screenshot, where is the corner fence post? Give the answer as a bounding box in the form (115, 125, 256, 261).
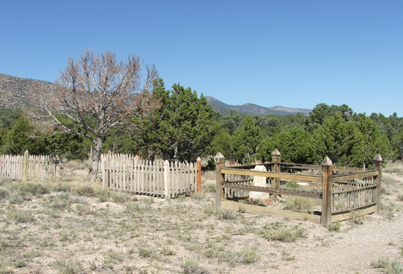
(22, 150, 28, 182)
(321, 156, 333, 227)
(215, 152, 225, 208)
(197, 157, 202, 193)
(271, 149, 281, 203)
(373, 154, 383, 214)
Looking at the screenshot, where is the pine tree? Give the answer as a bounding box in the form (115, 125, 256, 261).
(141, 80, 220, 161)
(231, 115, 262, 163)
(314, 114, 364, 166)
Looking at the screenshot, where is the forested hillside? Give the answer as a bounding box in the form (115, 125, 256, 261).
(1, 92, 401, 168)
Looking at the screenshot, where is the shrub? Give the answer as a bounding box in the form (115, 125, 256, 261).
(203, 183, 216, 193)
(217, 208, 238, 220)
(52, 182, 73, 192)
(285, 181, 300, 189)
(261, 225, 306, 242)
(284, 197, 315, 214)
(7, 209, 34, 223)
(231, 247, 259, 264)
(371, 258, 403, 273)
(18, 182, 49, 197)
(349, 210, 364, 225)
(0, 188, 9, 199)
(328, 221, 341, 232)
(76, 185, 95, 196)
(245, 198, 266, 207)
(182, 259, 209, 274)
(138, 247, 155, 258)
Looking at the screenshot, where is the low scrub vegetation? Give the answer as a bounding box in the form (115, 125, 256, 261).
(0, 160, 402, 273)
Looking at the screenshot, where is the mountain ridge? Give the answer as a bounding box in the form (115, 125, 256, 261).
(206, 96, 311, 116)
(0, 73, 56, 109)
(0, 73, 311, 115)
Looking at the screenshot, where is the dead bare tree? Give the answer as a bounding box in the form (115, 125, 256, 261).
(31, 50, 159, 181)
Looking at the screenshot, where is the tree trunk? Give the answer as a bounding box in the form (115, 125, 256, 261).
(87, 138, 104, 182)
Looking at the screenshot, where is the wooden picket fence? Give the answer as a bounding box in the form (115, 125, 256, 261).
(101, 153, 202, 197)
(0, 150, 59, 181)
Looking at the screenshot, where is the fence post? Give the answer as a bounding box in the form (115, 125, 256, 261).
(197, 157, 202, 193)
(55, 155, 60, 178)
(373, 154, 383, 214)
(271, 148, 281, 203)
(101, 154, 106, 188)
(22, 150, 28, 182)
(164, 160, 170, 198)
(215, 152, 225, 208)
(321, 156, 333, 227)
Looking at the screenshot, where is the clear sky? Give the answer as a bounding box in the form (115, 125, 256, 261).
(1, 0, 402, 116)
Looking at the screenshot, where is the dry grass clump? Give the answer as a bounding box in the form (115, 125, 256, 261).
(328, 221, 341, 232)
(260, 222, 307, 242)
(182, 259, 209, 274)
(2, 160, 400, 274)
(384, 161, 403, 175)
(371, 258, 403, 273)
(202, 182, 216, 193)
(284, 196, 316, 214)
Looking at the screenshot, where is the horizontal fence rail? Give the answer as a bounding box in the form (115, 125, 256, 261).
(101, 153, 200, 198)
(215, 149, 383, 227)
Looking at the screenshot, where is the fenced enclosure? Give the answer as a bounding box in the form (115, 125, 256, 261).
(101, 153, 202, 198)
(0, 150, 59, 181)
(215, 149, 382, 226)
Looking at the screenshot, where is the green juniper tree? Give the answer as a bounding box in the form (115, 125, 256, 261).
(314, 114, 364, 167)
(141, 80, 220, 161)
(231, 115, 262, 163)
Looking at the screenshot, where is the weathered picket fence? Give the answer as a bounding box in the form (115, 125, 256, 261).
(101, 153, 202, 197)
(0, 150, 59, 181)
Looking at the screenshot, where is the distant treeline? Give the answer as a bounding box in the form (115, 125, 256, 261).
(1, 88, 401, 168)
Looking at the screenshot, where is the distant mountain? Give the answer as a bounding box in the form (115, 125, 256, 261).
(0, 73, 56, 109)
(0, 73, 311, 116)
(206, 96, 311, 116)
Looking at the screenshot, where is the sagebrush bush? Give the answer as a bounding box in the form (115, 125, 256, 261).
(261, 224, 306, 242)
(7, 209, 34, 223)
(202, 183, 216, 193)
(18, 182, 49, 196)
(285, 181, 300, 189)
(182, 259, 209, 274)
(328, 221, 341, 232)
(371, 258, 403, 273)
(217, 208, 238, 220)
(284, 197, 315, 214)
(0, 188, 10, 199)
(76, 185, 95, 196)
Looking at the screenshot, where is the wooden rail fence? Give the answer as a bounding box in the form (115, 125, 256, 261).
(215, 149, 383, 227)
(101, 153, 202, 198)
(0, 150, 59, 181)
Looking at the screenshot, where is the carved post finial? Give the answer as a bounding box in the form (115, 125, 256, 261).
(272, 148, 281, 156)
(322, 156, 333, 166)
(373, 153, 383, 162)
(214, 152, 224, 164)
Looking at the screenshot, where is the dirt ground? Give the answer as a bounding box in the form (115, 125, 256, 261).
(0, 160, 402, 273)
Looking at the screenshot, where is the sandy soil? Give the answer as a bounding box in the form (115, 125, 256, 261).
(0, 162, 402, 274)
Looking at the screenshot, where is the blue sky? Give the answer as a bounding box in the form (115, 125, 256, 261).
(1, 0, 402, 116)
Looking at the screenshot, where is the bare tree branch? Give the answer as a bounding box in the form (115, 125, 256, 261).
(28, 49, 160, 181)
